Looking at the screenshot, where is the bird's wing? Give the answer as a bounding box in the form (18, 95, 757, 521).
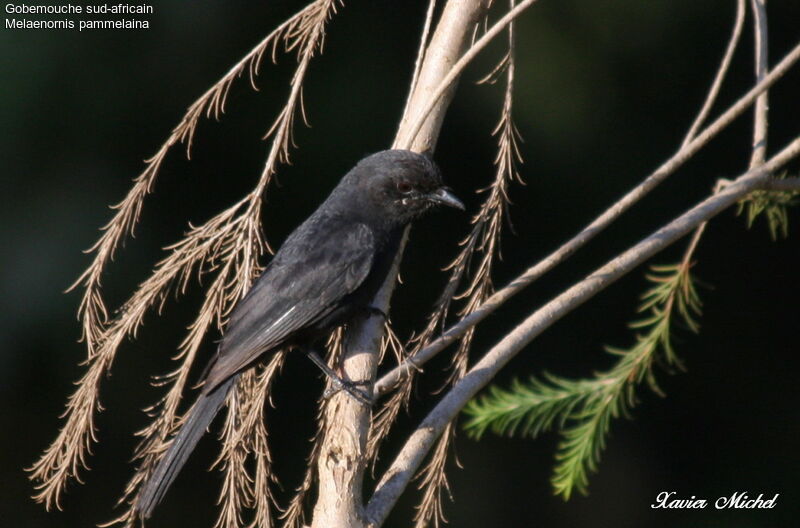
(202, 220, 375, 392)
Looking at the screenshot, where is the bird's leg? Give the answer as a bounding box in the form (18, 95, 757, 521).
(364, 305, 388, 321)
(304, 349, 372, 406)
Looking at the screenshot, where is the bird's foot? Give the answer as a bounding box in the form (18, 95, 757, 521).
(304, 349, 372, 406)
(323, 377, 372, 406)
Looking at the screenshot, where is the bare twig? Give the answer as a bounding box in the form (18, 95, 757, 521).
(212, 381, 251, 528)
(366, 135, 800, 527)
(400, 0, 439, 126)
(394, 0, 540, 150)
(762, 177, 800, 191)
(376, 38, 800, 395)
(749, 0, 769, 167)
(682, 0, 747, 146)
(311, 1, 507, 526)
(676, 0, 771, 303)
(412, 5, 522, 525)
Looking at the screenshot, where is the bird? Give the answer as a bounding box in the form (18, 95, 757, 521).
(134, 149, 464, 520)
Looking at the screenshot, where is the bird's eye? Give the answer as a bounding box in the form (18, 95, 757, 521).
(397, 181, 413, 194)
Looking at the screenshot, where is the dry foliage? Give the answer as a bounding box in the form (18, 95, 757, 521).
(30, 0, 341, 522)
(412, 17, 523, 527)
(30, 1, 800, 527)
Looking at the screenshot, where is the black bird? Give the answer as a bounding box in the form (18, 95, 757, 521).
(135, 149, 463, 519)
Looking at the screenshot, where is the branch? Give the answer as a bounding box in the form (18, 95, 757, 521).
(762, 177, 800, 191)
(749, 0, 769, 167)
(665, 0, 772, 351)
(375, 37, 800, 396)
(394, 0, 540, 150)
(399, 0, 438, 127)
(682, 0, 746, 146)
(310, 1, 504, 527)
(366, 134, 800, 525)
(681, 0, 772, 309)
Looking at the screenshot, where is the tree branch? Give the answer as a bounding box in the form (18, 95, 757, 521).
(394, 0, 540, 151)
(366, 134, 800, 525)
(749, 0, 769, 167)
(669, 0, 771, 332)
(375, 37, 800, 396)
(399, 0, 438, 128)
(310, 1, 499, 527)
(762, 177, 800, 192)
(682, 0, 746, 146)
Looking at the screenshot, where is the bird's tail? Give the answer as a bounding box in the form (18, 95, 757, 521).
(135, 377, 236, 520)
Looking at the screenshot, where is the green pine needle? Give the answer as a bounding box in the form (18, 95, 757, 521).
(463, 263, 702, 500)
(736, 174, 799, 240)
(463, 176, 798, 500)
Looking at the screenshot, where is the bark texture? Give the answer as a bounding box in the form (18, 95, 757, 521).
(309, 2, 491, 527)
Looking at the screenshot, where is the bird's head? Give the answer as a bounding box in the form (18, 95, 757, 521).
(343, 150, 464, 225)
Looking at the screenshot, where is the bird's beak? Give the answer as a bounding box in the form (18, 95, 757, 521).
(428, 187, 465, 210)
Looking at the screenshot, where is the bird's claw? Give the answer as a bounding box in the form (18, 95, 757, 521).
(323, 378, 372, 406)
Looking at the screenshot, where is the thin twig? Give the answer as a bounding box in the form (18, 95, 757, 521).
(366, 134, 800, 527)
(400, 0, 438, 126)
(394, 0, 540, 150)
(376, 38, 800, 396)
(675, 0, 771, 307)
(312, 1, 496, 526)
(749, 0, 769, 167)
(682, 0, 746, 146)
(412, 4, 522, 524)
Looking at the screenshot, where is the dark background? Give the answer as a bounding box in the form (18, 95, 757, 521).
(2, 1, 799, 527)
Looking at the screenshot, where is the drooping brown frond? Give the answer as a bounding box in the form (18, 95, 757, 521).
(368, 239, 475, 465)
(368, 31, 524, 477)
(380, 321, 406, 365)
(239, 355, 286, 528)
(368, 316, 425, 469)
(105, 231, 262, 528)
(262, 0, 341, 168)
(30, 199, 263, 513)
(413, 7, 523, 525)
(204, 358, 286, 528)
(281, 404, 326, 528)
(30, 0, 341, 512)
(281, 400, 330, 528)
(66, 0, 335, 364)
(281, 329, 342, 528)
(213, 377, 254, 528)
(413, 425, 455, 528)
(36, 205, 254, 510)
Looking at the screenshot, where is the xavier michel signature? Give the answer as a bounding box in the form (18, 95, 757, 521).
(651, 491, 779, 510)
